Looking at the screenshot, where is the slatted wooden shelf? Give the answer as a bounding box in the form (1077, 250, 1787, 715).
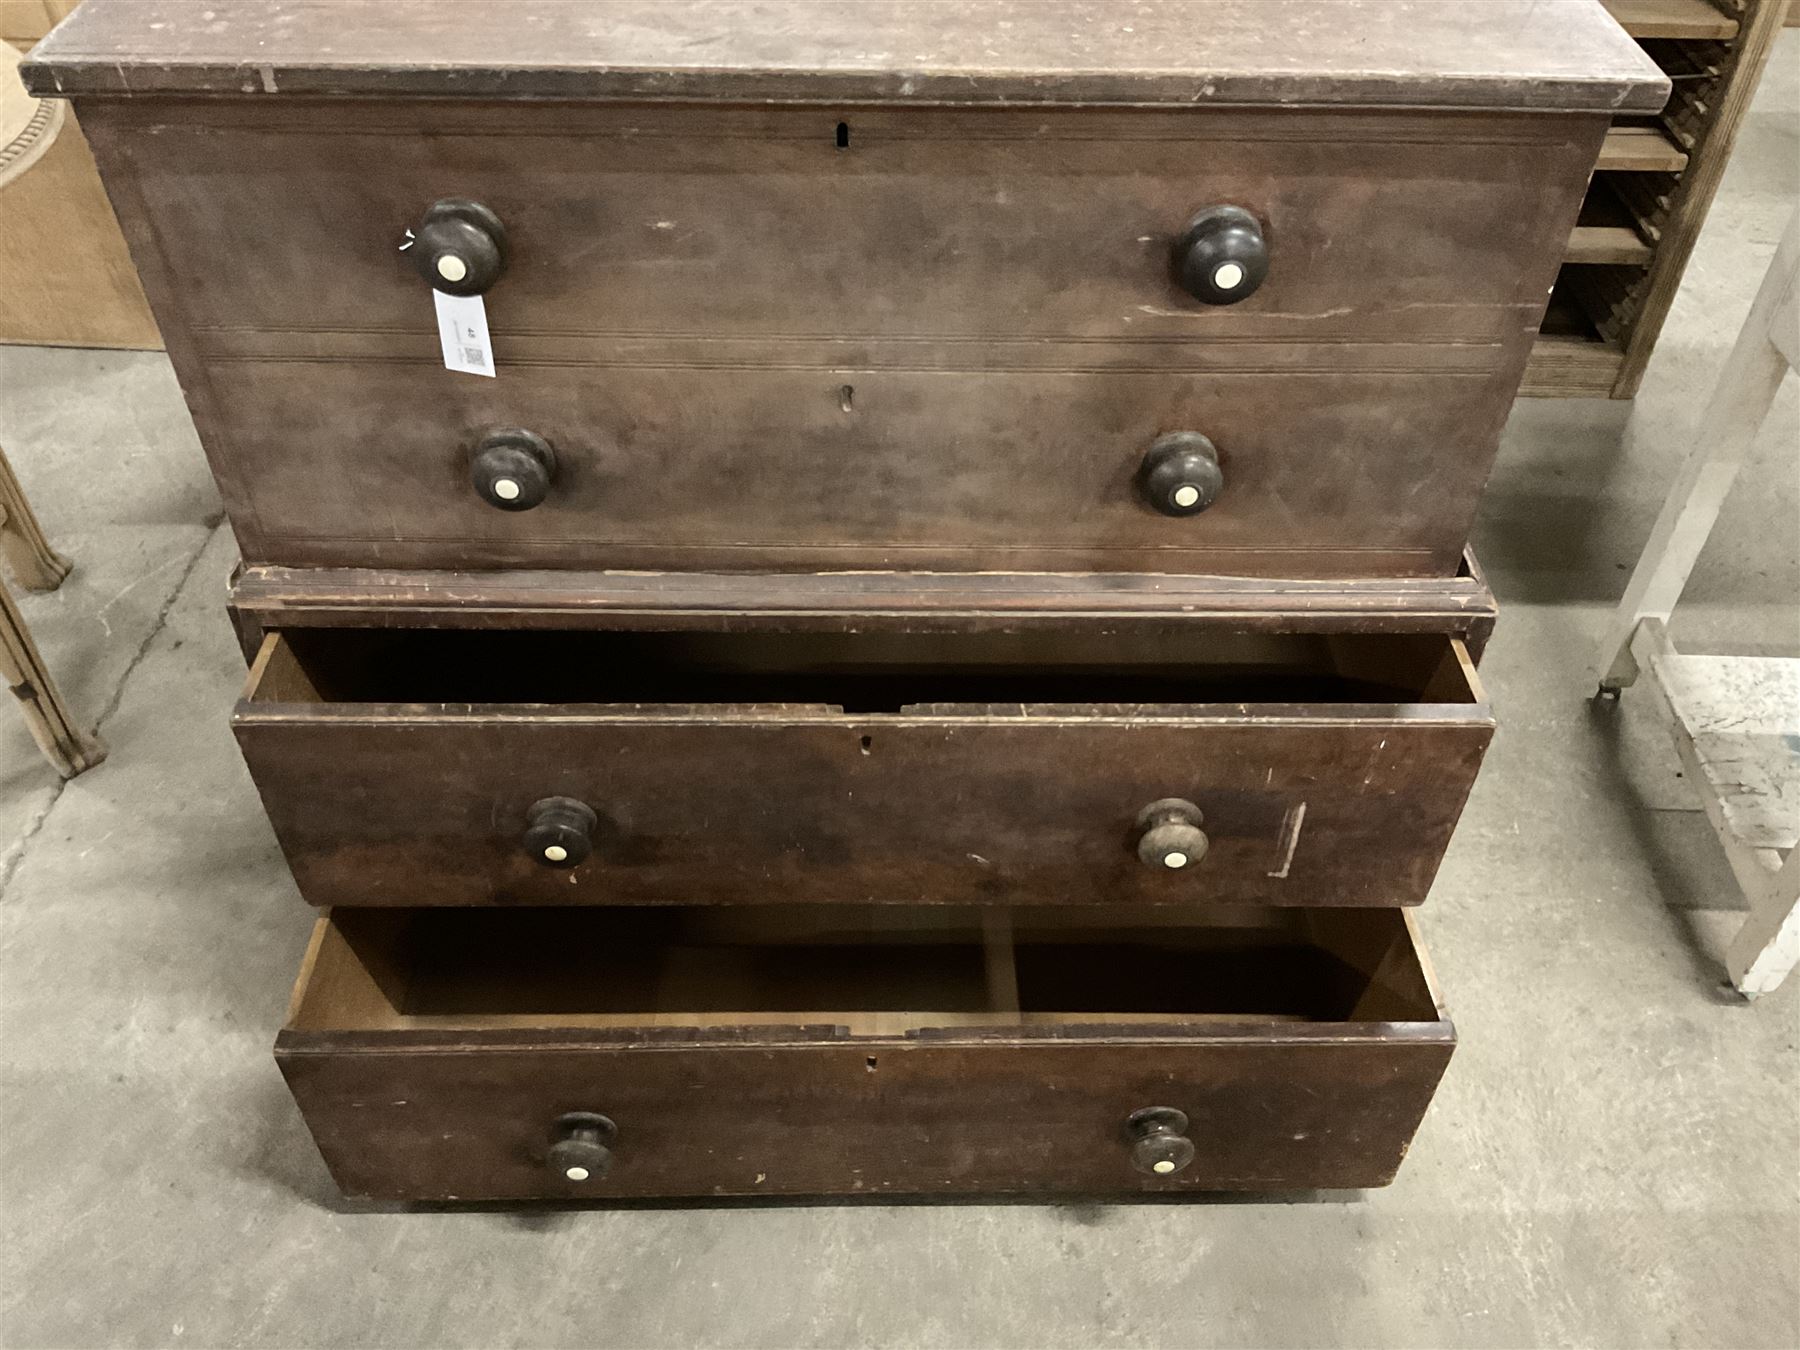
(1641, 36, 1727, 79)
(1597, 122, 1692, 170)
(1601, 0, 1740, 38)
(1566, 179, 1657, 263)
(1611, 172, 1678, 243)
(1526, 277, 1628, 393)
(1523, 0, 1783, 398)
(1566, 262, 1646, 346)
(1525, 332, 1627, 393)
(1566, 226, 1656, 265)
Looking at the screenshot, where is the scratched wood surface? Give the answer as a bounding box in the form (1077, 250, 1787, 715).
(81, 101, 1600, 578)
(225, 554, 1500, 642)
(23, 0, 1668, 111)
(88, 103, 1593, 346)
(194, 360, 1516, 577)
(277, 905, 1455, 1200)
(1655, 653, 1800, 850)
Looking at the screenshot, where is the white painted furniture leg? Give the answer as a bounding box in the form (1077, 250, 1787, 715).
(1593, 211, 1800, 691)
(1727, 850, 1800, 1000)
(1594, 212, 1800, 997)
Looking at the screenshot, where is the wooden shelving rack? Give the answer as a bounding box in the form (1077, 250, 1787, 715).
(1524, 0, 1787, 397)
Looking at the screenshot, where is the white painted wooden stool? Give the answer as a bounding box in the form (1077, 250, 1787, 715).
(1593, 210, 1800, 999)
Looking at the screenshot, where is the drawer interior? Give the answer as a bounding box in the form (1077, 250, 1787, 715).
(249, 628, 1481, 711)
(288, 905, 1443, 1036)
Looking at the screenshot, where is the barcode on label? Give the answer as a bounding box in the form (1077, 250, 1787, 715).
(432, 290, 498, 378)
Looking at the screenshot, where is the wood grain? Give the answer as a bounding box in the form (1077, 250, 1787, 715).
(80, 100, 1603, 578)
(198, 360, 1514, 577)
(275, 905, 1456, 1200)
(232, 629, 1492, 910)
(225, 555, 1501, 648)
(1596, 123, 1690, 172)
(87, 101, 1595, 346)
(25, 0, 1668, 112)
(1612, 0, 1790, 396)
(1601, 0, 1741, 39)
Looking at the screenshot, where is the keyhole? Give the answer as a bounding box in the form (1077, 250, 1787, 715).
(859, 734, 873, 755)
(839, 384, 855, 413)
(836, 121, 850, 149)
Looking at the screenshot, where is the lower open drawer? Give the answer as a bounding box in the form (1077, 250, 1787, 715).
(276, 904, 1454, 1201)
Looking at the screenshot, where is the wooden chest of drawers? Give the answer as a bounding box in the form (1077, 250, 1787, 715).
(28, 0, 1664, 1203)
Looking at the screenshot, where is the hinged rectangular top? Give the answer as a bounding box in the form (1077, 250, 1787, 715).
(25, 0, 1670, 112)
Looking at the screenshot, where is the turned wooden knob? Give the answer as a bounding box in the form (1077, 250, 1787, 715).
(1128, 1107, 1196, 1176)
(524, 796, 597, 868)
(1139, 433, 1224, 517)
(412, 198, 508, 296)
(472, 429, 557, 512)
(548, 1112, 617, 1182)
(1136, 798, 1208, 869)
(1173, 205, 1268, 305)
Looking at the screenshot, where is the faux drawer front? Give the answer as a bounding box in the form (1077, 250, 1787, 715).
(202, 363, 1504, 577)
(86, 101, 1601, 578)
(91, 102, 1597, 345)
(233, 627, 1492, 909)
(276, 905, 1455, 1201)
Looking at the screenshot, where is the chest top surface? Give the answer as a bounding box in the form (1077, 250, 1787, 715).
(24, 0, 1666, 112)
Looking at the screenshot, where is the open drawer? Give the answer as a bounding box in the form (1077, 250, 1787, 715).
(276, 904, 1455, 1201)
(233, 626, 1492, 909)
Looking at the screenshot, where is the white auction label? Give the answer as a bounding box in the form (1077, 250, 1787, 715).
(433, 289, 497, 378)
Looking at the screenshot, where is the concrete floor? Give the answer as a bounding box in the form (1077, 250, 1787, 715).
(2, 39, 1796, 1350)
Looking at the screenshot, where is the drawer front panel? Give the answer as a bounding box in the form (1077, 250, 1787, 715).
(87, 101, 1599, 577)
(278, 1034, 1453, 1201)
(201, 363, 1500, 575)
(92, 102, 1597, 346)
(235, 700, 1491, 911)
